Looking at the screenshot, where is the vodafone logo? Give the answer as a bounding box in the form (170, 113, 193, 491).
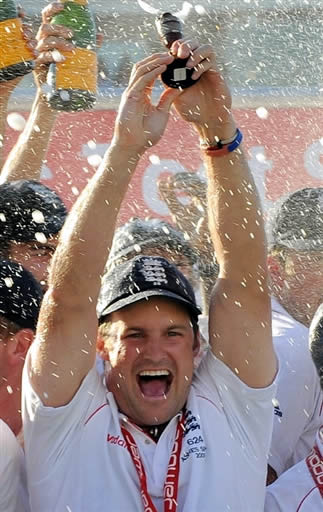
(306, 444, 323, 497)
(107, 433, 127, 449)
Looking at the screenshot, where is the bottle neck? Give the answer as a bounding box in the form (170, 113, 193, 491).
(0, 0, 17, 22)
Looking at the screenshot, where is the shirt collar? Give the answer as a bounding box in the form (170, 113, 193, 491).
(317, 426, 323, 458)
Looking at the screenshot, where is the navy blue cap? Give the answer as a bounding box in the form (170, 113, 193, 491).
(97, 255, 201, 320)
(107, 217, 197, 270)
(0, 260, 43, 330)
(0, 180, 67, 244)
(267, 188, 323, 251)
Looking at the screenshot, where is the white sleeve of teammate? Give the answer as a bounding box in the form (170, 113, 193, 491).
(0, 420, 20, 512)
(269, 309, 323, 474)
(265, 457, 322, 511)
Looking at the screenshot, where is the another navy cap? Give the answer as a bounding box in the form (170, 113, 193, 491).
(267, 188, 323, 251)
(0, 260, 43, 330)
(0, 180, 67, 244)
(107, 217, 197, 270)
(97, 255, 201, 320)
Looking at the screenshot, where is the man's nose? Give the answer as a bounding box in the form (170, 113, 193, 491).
(142, 335, 165, 360)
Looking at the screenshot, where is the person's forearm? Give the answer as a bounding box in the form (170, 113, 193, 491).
(197, 121, 267, 286)
(28, 144, 142, 408)
(0, 84, 15, 169)
(49, 144, 142, 306)
(0, 100, 9, 169)
(0, 92, 58, 183)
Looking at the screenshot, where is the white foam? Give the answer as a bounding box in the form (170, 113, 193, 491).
(35, 232, 48, 244)
(32, 210, 45, 224)
(87, 154, 102, 167)
(52, 49, 65, 63)
(149, 154, 160, 165)
(256, 107, 269, 120)
(7, 112, 26, 131)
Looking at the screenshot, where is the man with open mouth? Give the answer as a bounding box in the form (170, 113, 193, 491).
(22, 39, 277, 511)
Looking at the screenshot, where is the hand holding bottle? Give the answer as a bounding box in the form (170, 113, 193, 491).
(46, 0, 98, 112)
(171, 40, 235, 142)
(35, 2, 75, 89)
(155, 12, 198, 89)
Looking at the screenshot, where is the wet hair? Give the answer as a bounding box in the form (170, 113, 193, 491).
(0, 315, 21, 339)
(309, 304, 323, 391)
(0, 240, 10, 259)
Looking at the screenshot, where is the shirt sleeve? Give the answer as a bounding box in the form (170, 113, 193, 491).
(0, 421, 20, 512)
(22, 353, 105, 483)
(194, 350, 277, 458)
(264, 458, 318, 512)
(269, 331, 323, 475)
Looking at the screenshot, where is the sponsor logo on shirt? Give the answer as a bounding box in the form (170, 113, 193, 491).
(182, 409, 207, 462)
(183, 409, 201, 436)
(306, 444, 323, 496)
(273, 405, 283, 418)
(106, 433, 127, 449)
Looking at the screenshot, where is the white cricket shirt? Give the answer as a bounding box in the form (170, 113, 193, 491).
(265, 425, 323, 511)
(23, 350, 276, 512)
(270, 298, 323, 476)
(0, 420, 30, 512)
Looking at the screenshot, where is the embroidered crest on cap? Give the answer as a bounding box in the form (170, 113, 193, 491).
(139, 258, 168, 286)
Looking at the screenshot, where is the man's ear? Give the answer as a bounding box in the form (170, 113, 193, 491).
(96, 335, 110, 361)
(193, 331, 201, 357)
(7, 328, 34, 366)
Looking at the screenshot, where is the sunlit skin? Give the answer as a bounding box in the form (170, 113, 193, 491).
(270, 250, 323, 327)
(0, 327, 34, 435)
(8, 234, 59, 290)
(0, 333, 17, 430)
(0, 335, 9, 384)
(98, 297, 200, 427)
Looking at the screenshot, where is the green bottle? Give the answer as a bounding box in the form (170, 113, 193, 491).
(0, 0, 34, 82)
(47, 0, 97, 112)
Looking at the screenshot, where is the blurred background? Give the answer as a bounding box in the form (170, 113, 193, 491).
(13, 0, 323, 107)
(4, 0, 323, 221)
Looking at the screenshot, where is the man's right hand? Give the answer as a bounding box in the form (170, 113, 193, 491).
(111, 53, 182, 153)
(34, 2, 75, 89)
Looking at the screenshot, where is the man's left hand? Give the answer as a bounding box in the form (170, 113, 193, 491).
(170, 40, 234, 141)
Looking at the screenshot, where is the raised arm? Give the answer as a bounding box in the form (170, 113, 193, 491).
(158, 171, 216, 311)
(0, 9, 35, 170)
(28, 52, 181, 407)
(172, 41, 276, 388)
(0, 3, 71, 183)
(0, 79, 19, 169)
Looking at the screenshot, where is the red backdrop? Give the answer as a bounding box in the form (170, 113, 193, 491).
(5, 106, 323, 222)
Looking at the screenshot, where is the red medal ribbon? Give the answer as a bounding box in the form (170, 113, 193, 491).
(305, 442, 323, 498)
(121, 410, 186, 512)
